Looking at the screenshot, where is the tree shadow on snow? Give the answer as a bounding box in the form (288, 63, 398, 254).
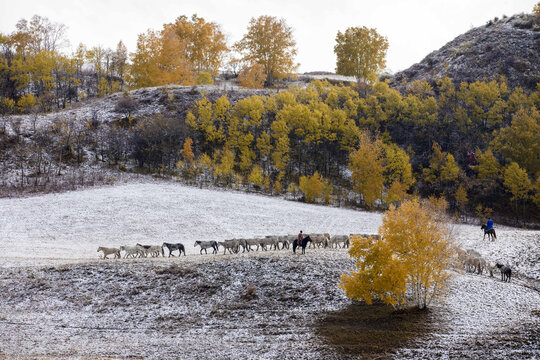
(315, 302, 435, 359)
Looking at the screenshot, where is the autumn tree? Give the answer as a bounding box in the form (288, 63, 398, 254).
(113, 41, 128, 90)
(234, 16, 298, 86)
(334, 26, 388, 83)
(248, 164, 264, 188)
(299, 171, 324, 203)
(383, 143, 414, 204)
(475, 148, 501, 181)
(171, 14, 228, 76)
(129, 27, 193, 88)
(422, 142, 460, 195)
(238, 63, 266, 89)
(349, 131, 384, 208)
(340, 198, 453, 310)
(454, 184, 469, 218)
(503, 162, 532, 221)
(491, 107, 540, 175)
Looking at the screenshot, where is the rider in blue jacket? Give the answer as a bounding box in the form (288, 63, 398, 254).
(485, 218, 494, 231)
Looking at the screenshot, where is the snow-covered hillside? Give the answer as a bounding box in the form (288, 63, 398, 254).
(0, 181, 538, 280)
(0, 182, 538, 359)
(0, 181, 382, 266)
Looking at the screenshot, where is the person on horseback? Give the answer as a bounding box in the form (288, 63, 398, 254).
(297, 231, 303, 244)
(485, 218, 494, 231)
(482, 218, 497, 241)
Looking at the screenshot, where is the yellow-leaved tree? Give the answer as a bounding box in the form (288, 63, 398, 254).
(334, 26, 389, 83)
(340, 198, 453, 310)
(238, 63, 267, 89)
(349, 131, 384, 208)
(491, 107, 540, 175)
(503, 162, 532, 221)
(299, 171, 324, 203)
(234, 15, 298, 86)
(172, 14, 228, 76)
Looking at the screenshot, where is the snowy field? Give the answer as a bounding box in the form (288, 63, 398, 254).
(0, 181, 539, 359)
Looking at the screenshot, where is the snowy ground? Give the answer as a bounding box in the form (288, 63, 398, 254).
(0, 182, 539, 359)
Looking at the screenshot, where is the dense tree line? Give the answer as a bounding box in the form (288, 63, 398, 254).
(1, 13, 538, 225)
(1, 77, 538, 224)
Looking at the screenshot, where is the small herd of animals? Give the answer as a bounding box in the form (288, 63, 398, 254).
(457, 247, 512, 282)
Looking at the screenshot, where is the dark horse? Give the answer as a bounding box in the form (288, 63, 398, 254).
(162, 242, 186, 257)
(481, 224, 497, 241)
(495, 263, 511, 282)
(293, 236, 312, 254)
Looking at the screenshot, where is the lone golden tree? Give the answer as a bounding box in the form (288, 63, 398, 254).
(334, 26, 389, 83)
(234, 16, 298, 86)
(340, 198, 453, 310)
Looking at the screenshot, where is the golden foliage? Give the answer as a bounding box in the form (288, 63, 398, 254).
(349, 131, 384, 208)
(16, 93, 36, 112)
(503, 162, 532, 202)
(340, 198, 453, 310)
(180, 137, 195, 164)
(475, 149, 501, 180)
(129, 27, 193, 88)
(248, 165, 264, 187)
(172, 14, 228, 76)
(234, 15, 298, 85)
(299, 171, 324, 203)
(334, 26, 389, 83)
(238, 63, 267, 89)
(197, 72, 213, 85)
(491, 107, 540, 175)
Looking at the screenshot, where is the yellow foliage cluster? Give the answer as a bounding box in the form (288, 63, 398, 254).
(299, 171, 324, 203)
(238, 64, 267, 89)
(349, 131, 413, 207)
(334, 26, 389, 83)
(130, 14, 228, 88)
(234, 15, 298, 85)
(340, 198, 453, 310)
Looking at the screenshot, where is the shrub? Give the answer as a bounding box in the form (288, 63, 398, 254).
(197, 72, 214, 85)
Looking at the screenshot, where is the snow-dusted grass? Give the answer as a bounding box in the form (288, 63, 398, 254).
(0, 181, 538, 359)
(0, 182, 381, 266)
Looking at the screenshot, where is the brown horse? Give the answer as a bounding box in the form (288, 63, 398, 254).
(481, 224, 496, 241)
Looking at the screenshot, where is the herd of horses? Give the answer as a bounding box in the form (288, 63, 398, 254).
(97, 233, 379, 260)
(97, 226, 512, 283)
(457, 247, 512, 282)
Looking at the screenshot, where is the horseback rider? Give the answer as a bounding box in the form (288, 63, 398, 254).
(485, 218, 494, 231)
(297, 231, 303, 245)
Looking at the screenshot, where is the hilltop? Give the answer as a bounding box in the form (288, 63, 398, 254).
(390, 14, 540, 91)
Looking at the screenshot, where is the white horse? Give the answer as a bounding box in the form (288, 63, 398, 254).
(136, 244, 163, 257)
(120, 245, 141, 258)
(329, 235, 349, 248)
(97, 247, 120, 259)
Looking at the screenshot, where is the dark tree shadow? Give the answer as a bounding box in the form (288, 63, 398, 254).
(315, 303, 435, 358)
